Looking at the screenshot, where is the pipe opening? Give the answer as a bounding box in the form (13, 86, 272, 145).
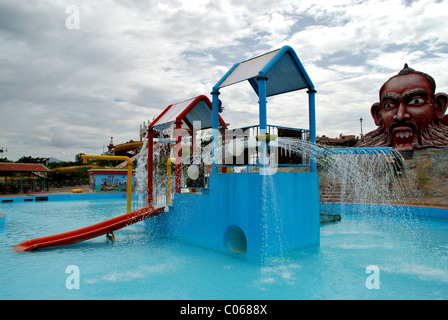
(226, 226, 247, 254)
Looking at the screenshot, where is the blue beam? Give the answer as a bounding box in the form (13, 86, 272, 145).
(257, 75, 268, 169)
(257, 75, 268, 132)
(211, 89, 220, 174)
(318, 147, 395, 155)
(308, 89, 317, 172)
(213, 62, 240, 90)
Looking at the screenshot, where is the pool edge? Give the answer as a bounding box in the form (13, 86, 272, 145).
(320, 202, 448, 220)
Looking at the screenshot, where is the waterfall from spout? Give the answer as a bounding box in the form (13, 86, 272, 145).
(317, 147, 419, 206)
(134, 137, 148, 209)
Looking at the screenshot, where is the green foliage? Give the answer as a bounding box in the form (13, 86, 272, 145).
(48, 166, 90, 181)
(340, 137, 359, 147)
(16, 156, 49, 164)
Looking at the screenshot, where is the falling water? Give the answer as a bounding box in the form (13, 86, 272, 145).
(260, 136, 420, 208)
(317, 147, 419, 206)
(260, 173, 288, 260)
(134, 127, 177, 209)
(134, 136, 148, 210)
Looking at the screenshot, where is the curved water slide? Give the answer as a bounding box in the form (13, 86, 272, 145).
(13, 205, 164, 252)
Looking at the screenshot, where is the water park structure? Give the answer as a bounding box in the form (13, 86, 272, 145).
(145, 46, 320, 257)
(12, 46, 321, 258)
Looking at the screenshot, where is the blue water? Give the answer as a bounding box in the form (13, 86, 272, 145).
(1, 198, 447, 299)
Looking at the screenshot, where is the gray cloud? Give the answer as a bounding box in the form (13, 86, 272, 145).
(0, 0, 447, 161)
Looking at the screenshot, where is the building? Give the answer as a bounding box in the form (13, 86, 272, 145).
(317, 134, 358, 146)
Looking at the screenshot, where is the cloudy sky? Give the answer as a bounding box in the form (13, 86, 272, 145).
(1, 0, 447, 161)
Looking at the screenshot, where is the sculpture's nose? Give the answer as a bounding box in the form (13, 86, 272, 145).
(393, 102, 411, 121)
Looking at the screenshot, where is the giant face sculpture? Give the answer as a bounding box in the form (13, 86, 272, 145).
(356, 64, 448, 151)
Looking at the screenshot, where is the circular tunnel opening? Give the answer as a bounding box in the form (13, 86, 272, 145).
(226, 226, 247, 254)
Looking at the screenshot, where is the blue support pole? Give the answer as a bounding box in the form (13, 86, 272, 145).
(211, 88, 220, 174)
(308, 89, 317, 172)
(257, 75, 268, 169)
(257, 75, 268, 133)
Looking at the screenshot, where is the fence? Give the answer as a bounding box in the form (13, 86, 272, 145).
(0, 179, 89, 194)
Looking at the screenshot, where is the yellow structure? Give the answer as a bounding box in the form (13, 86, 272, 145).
(166, 158, 176, 206)
(81, 155, 133, 213)
(113, 141, 143, 155)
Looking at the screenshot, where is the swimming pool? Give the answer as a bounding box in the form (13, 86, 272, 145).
(1, 196, 447, 300)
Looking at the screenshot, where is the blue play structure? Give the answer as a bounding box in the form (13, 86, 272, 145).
(147, 46, 320, 258)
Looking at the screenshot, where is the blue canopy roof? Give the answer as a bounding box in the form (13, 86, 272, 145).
(211, 45, 317, 172)
(214, 45, 315, 97)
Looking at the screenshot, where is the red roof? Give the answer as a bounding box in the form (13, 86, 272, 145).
(0, 163, 51, 172)
(149, 95, 227, 130)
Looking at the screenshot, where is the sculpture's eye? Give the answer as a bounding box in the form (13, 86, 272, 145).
(384, 102, 396, 110)
(408, 98, 425, 106)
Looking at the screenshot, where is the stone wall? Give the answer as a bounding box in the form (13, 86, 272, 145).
(401, 147, 448, 207)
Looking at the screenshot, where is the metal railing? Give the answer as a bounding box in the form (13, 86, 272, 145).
(218, 124, 311, 172)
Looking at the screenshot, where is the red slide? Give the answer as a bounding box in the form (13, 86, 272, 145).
(13, 205, 164, 252)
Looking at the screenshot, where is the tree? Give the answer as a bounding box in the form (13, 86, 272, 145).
(75, 153, 85, 164)
(16, 156, 49, 164)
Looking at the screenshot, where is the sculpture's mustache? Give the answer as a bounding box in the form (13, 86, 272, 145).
(357, 119, 448, 150)
(389, 120, 418, 133)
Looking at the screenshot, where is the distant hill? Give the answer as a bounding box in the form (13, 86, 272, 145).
(49, 157, 63, 163)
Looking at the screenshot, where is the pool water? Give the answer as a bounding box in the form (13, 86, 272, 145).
(1, 198, 447, 299)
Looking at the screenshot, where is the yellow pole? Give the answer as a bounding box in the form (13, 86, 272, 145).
(81, 155, 133, 213)
(166, 158, 175, 206)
